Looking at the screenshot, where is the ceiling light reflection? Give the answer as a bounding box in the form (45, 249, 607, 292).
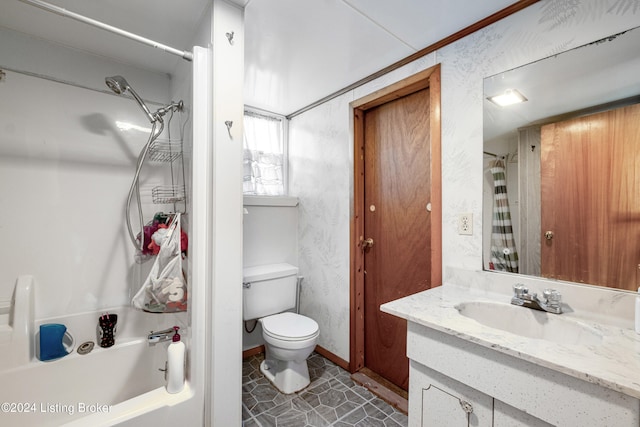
(487, 89, 528, 107)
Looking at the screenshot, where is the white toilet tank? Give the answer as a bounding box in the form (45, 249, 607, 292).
(242, 263, 298, 321)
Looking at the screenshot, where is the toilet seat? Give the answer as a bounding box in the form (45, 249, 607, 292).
(261, 312, 319, 342)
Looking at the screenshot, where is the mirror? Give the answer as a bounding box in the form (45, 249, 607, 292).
(483, 25, 640, 291)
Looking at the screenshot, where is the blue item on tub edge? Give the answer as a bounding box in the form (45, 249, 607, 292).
(39, 323, 70, 361)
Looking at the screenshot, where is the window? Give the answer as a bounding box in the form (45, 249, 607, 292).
(243, 109, 287, 196)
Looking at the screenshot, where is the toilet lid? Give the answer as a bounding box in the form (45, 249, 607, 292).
(262, 312, 319, 341)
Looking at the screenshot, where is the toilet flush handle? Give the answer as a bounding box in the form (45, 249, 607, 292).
(243, 282, 251, 289)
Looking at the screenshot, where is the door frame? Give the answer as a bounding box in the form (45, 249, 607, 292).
(349, 64, 442, 373)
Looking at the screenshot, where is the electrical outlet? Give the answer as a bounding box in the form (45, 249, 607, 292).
(458, 213, 473, 235)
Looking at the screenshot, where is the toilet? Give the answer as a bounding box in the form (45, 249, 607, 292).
(243, 263, 319, 394)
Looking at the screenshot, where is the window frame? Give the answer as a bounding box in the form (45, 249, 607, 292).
(243, 107, 289, 196)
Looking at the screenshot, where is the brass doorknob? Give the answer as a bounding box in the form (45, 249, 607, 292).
(545, 231, 554, 240)
(362, 238, 374, 248)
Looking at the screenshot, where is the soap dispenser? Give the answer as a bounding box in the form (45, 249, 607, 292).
(166, 326, 185, 394)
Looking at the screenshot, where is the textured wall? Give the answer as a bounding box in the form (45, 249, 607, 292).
(289, 0, 640, 362)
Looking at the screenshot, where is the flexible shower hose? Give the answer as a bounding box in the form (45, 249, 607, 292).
(125, 119, 165, 252)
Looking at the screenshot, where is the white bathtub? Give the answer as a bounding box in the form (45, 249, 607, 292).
(0, 307, 192, 427)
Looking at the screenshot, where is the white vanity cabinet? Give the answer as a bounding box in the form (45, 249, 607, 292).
(406, 322, 640, 427)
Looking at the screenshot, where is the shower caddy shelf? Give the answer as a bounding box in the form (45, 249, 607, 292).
(149, 138, 183, 163)
(152, 185, 186, 204)
(149, 137, 186, 206)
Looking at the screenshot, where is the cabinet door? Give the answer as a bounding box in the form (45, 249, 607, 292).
(494, 400, 555, 427)
(409, 361, 492, 427)
(422, 384, 473, 427)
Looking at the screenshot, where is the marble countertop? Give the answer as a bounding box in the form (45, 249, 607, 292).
(381, 283, 640, 399)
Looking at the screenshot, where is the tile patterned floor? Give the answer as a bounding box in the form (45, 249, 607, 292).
(242, 353, 408, 427)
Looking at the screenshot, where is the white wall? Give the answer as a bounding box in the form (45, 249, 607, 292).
(0, 27, 175, 320)
(289, 0, 640, 362)
(209, 1, 245, 425)
(289, 91, 355, 359)
(0, 27, 169, 102)
(243, 203, 299, 268)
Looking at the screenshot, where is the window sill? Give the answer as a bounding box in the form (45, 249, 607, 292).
(243, 195, 299, 207)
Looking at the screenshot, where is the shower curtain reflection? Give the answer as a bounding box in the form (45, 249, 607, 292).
(489, 159, 519, 273)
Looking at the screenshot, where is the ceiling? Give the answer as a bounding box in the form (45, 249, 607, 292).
(244, 0, 518, 115)
(1, 0, 519, 116)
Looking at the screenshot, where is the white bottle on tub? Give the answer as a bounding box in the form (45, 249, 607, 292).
(166, 326, 185, 394)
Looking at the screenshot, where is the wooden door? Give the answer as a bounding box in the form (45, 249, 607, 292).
(351, 66, 441, 392)
(540, 103, 640, 290)
(362, 88, 431, 390)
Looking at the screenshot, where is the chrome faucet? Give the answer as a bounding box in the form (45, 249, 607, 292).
(147, 327, 176, 344)
(511, 284, 562, 314)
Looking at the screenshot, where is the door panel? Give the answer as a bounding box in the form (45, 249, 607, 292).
(541, 103, 640, 290)
(363, 88, 432, 390)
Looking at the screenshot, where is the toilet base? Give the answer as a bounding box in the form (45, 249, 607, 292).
(260, 358, 311, 394)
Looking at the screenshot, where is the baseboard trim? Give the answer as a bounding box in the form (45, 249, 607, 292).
(242, 345, 265, 359)
(242, 344, 350, 372)
(314, 345, 350, 371)
(352, 369, 408, 415)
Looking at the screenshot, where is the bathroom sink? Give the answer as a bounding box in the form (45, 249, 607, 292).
(455, 301, 603, 346)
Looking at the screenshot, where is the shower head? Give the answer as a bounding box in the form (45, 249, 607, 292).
(105, 75, 156, 123)
(105, 75, 128, 95)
